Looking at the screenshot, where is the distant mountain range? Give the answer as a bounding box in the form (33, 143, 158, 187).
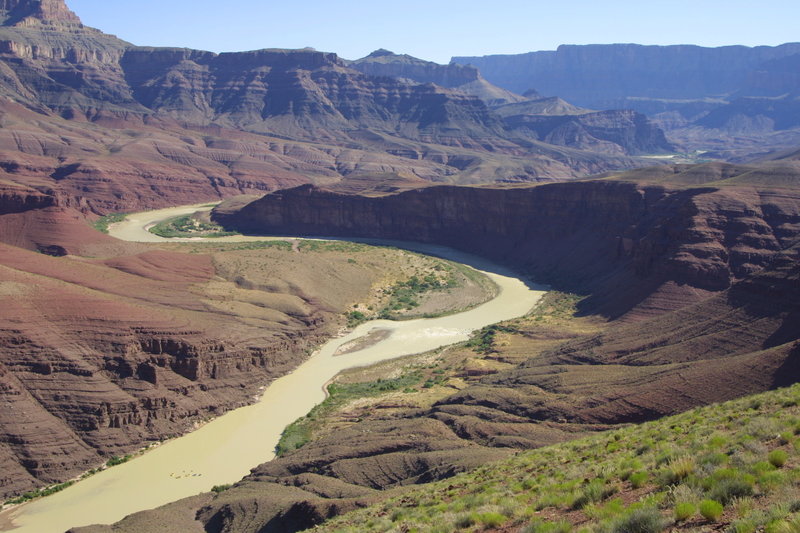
(454, 44, 800, 159)
(453, 43, 800, 108)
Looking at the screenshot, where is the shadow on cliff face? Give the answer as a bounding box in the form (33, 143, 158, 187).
(217, 181, 789, 321)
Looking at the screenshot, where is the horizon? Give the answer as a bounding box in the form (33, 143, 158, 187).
(66, 0, 800, 64)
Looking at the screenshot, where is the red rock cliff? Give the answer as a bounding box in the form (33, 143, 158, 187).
(218, 180, 800, 319)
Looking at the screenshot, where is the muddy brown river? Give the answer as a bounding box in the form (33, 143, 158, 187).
(0, 204, 546, 532)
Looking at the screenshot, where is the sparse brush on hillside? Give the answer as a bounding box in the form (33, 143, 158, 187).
(309, 384, 800, 533)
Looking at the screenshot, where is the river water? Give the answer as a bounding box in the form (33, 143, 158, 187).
(0, 204, 545, 532)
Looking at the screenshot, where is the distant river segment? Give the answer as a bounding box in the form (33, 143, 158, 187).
(0, 204, 546, 533)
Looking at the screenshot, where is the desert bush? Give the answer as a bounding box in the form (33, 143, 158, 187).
(674, 502, 697, 521)
(768, 449, 789, 468)
(699, 499, 724, 522)
(610, 506, 668, 533)
(476, 511, 506, 527)
(629, 472, 648, 489)
(708, 477, 754, 505)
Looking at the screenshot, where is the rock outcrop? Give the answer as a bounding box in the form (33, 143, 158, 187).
(0, 0, 82, 27)
(349, 49, 526, 107)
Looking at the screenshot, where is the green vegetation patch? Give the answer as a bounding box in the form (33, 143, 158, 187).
(181, 240, 294, 253)
(465, 324, 519, 354)
(299, 240, 372, 253)
(105, 454, 133, 467)
(4, 480, 76, 506)
(311, 384, 800, 533)
(377, 272, 458, 318)
(276, 373, 423, 457)
(149, 214, 239, 238)
(92, 212, 128, 234)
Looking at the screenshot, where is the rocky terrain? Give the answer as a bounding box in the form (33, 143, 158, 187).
(0, 0, 677, 224)
(73, 161, 800, 532)
(348, 50, 672, 156)
(455, 43, 800, 160)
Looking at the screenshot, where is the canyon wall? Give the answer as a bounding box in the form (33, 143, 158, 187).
(217, 177, 800, 319)
(453, 43, 800, 108)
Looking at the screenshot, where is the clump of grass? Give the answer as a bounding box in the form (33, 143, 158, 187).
(609, 506, 668, 533)
(768, 449, 789, 468)
(662, 456, 695, 485)
(699, 499, 724, 522)
(705, 470, 754, 505)
(629, 472, 648, 489)
(674, 501, 697, 521)
(476, 511, 506, 527)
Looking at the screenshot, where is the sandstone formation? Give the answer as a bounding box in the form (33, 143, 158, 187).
(502, 108, 672, 155)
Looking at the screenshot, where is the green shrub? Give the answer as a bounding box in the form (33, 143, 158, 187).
(105, 454, 132, 467)
(211, 484, 231, 493)
(477, 511, 507, 527)
(699, 499, 724, 522)
(610, 506, 668, 533)
(674, 502, 697, 521)
(768, 449, 789, 468)
(629, 472, 648, 489)
(709, 478, 754, 505)
(453, 513, 475, 528)
(766, 517, 800, 533)
(572, 480, 605, 510)
(730, 518, 758, 533)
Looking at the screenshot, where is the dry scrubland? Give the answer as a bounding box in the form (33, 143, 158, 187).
(311, 382, 800, 533)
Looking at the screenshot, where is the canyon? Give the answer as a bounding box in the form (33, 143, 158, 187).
(70, 160, 799, 532)
(0, 1, 796, 532)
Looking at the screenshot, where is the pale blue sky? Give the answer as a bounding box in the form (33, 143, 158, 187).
(68, 0, 799, 63)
